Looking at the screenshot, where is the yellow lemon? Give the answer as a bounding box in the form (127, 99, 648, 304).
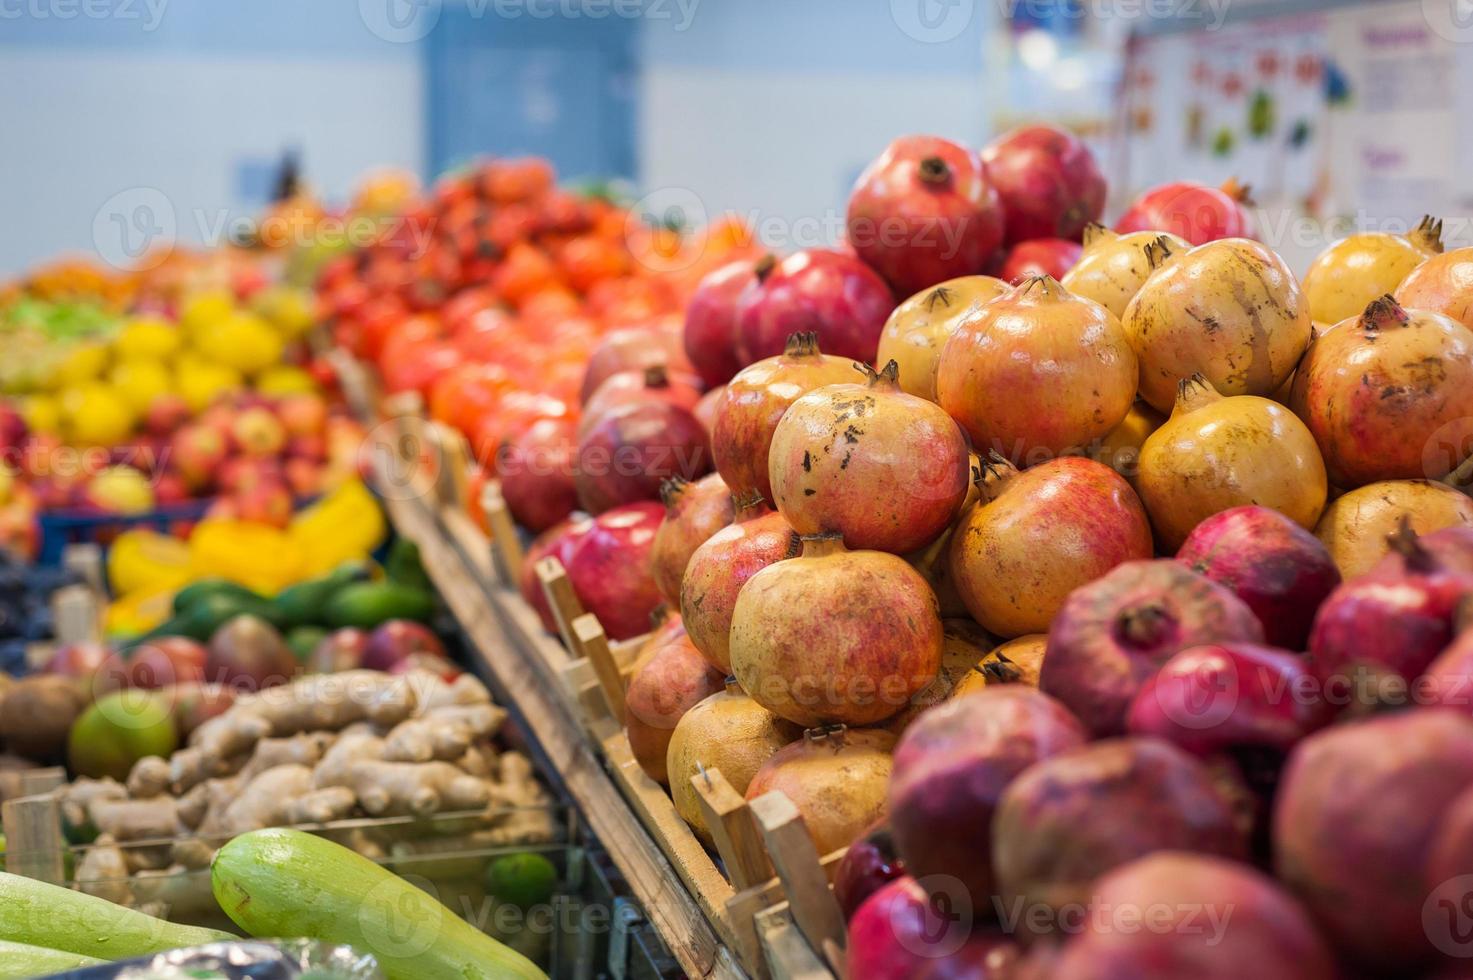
(255, 364, 318, 397)
(179, 289, 237, 338)
(252, 285, 316, 339)
(85, 465, 157, 514)
(20, 394, 62, 435)
(197, 312, 284, 376)
(109, 359, 173, 415)
(177, 360, 243, 413)
(64, 384, 136, 446)
(50, 342, 110, 389)
(114, 316, 182, 361)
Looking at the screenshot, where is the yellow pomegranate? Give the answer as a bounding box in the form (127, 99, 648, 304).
(876, 275, 1008, 401)
(1060, 224, 1189, 319)
(952, 633, 1048, 696)
(1087, 400, 1166, 484)
(1313, 479, 1473, 579)
(1137, 375, 1327, 551)
(1124, 238, 1311, 413)
(1304, 216, 1443, 325)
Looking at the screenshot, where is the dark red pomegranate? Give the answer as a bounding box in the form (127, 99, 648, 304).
(683, 258, 756, 387)
(1419, 624, 1473, 711)
(307, 628, 369, 674)
(499, 416, 579, 532)
(846, 135, 1005, 297)
(519, 513, 594, 634)
(579, 322, 693, 404)
(574, 400, 710, 514)
(579, 365, 704, 435)
(1126, 643, 1326, 756)
(733, 250, 894, 365)
(1115, 178, 1255, 245)
(566, 501, 666, 641)
(648, 473, 734, 604)
(889, 687, 1088, 905)
(362, 620, 446, 672)
(834, 818, 908, 921)
(1176, 505, 1341, 650)
(996, 238, 1083, 283)
(1040, 560, 1265, 736)
(847, 877, 1020, 980)
(981, 124, 1106, 245)
(1308, 523, 1473, 710)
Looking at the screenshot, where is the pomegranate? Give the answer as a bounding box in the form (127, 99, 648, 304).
(679, 497, 797, 673)
(1308, 522, 1473, 705)
(692, 385, 723, 436)
(1049, 854, 1336, 980)
(1313, 479, 1473, 579)
(1040, 559, 1265, 736)
(884, 619, 994, 734)
(981, 123, 1106, 244)
(362, 620, 446, 672)
(579, 322, 693, 404)
(1114, 177, 1255, 244)
(847, 877, 1020, 980)
(1275, 710, 1473, 971)
(846, 135, 1005, 297)
(729, 532, 943, 727)
(949, 454, 1153, 637)
(888, 686, 1087, 904)
(579, 364, 704, 436)
(1085, 400, 1165, 486)
(499, 416, 579, 533)
(1290, 296, 1473, 487)
(768, 361, 970, 554)
(875, 275, 1008, 401)
(683, 258, 757, 387)
(971, 633, 1048, 690)
(732, 250, 894, 365)
(711, 332, 861, 501)
(834, 819, 908, 921)
(565, 501, 665, 641)
(1426, 784, 1473, 914)
(1303, 215, 1444, 324)
(1126, 643, 1325, 756)
(904, 506, 977, 620)
(1177, 505, 1341, 650)
(519, 513, 593, 633)
(996, 238, 1082, 283)
(666, 684, 800, 846)
(936, 275, 1136, 464)
(1396, 244, 1473, 331)
(744, 726, 895, 855)
(648, 473, 733, 604)
(1373, 523, 1473, 577)
(994, 737, 1246, 931)
(306, 628, 368, 675)
(1061, 225, 1190, 319)
(624, 633, 726, 784)
(1124, 238, 1312, 412)
(1137, 376, 1327, 551)
(574, 400, 710, 515)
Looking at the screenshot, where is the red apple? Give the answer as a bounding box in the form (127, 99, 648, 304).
(144, 394, 191, 437)
(234, 481, 294, 528)
(170, 424, 229, 491)
(232, 407, 287, 458)
(284, 458, 323, 498)
(276, 393, 328, 437)
(362, 620, 447, 672)
(99, 637, 208, 690)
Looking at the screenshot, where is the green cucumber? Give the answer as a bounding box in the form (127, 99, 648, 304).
(0, 938, 102, 978)
(0, 871, 234, 960)
(322, 582, 435, 629)
(212, 828, 546, 980)
(172, 578, 264, 616)
(273, 561, 374, 629)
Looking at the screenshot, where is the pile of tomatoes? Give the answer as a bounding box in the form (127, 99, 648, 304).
(316, 158, 753, 466)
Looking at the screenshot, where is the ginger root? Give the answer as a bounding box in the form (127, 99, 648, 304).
(382, 705, 504, 764)
(75, 835, 134, 906)
(345, 760, 491, 817)
(206, 764, 314, 836)
(126, 756, 171, 800)
(313, 731, 385, 790)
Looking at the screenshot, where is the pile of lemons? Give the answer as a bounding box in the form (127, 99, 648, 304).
(16, 285, 318, 448)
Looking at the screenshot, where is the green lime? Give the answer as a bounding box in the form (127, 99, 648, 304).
(484, 852, 558, 910)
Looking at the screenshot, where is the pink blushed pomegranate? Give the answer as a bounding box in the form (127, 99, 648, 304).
(711, 332, 861, 502)
(996, 238, 1082, 283)
(500, 416, 579, 532)
(519, 513, 594, 634)
(624, 633, 726, 784)
(769, 361, 970, 555)
(574, 400, 710, 514)
(679, 496, 797, 673)
(565, 501, 665, 641)
(579, 322, 693, 404)
(1396, 244, 1473, 332)
(648, 473, 734, 604)
(1040, 560, 1266, 736)
(846, 135, 1005, 297)
(580, 364, 704, 436)
(683, 258, 757, 387)
(1274, 710, 1473, 971)
(1176, 505, 1341, 650)
(847, 877, 1021, 980)
(1115, 178, 1255, 245)
(888, 687, 1088, 905)
(729, 532, 943, 727)
(981, 124, 1106, 245)
(733, 250, 894, 365)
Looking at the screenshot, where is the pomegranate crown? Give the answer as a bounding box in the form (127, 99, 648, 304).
(923, 284, 957, 312)
(783, 331, 821, 357)
(1081, 222, 1116, 250)
(1360, 295, 1410, 333)
(854, 359, 901, 388)
(648, 603, 671, 630)
(1386, 514, 1438, 574)
(642, 363, 671, 388)
(730, 487, 768, 516)
(1220, 177, 1255, 206)
(976, 450, 1020, 498)
(659, 476, 690, 510)
(803, 722, 849, 746)
(1412, 215, 1445, 254)
(754, 253, 779, 283)
(917, 155, 952, 185)
(1143, 236, 1177, 271)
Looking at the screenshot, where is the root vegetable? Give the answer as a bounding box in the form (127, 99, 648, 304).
(312, 731, 386, 789)
(0, 674, 86, 761)
(283, 786, 358, 825)
(345, 759, 490, 817)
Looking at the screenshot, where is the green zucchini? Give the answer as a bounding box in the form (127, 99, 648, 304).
(0, 871, 234, 960)
(0, 938, 103, 978)
(212, 828, 546, 980)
